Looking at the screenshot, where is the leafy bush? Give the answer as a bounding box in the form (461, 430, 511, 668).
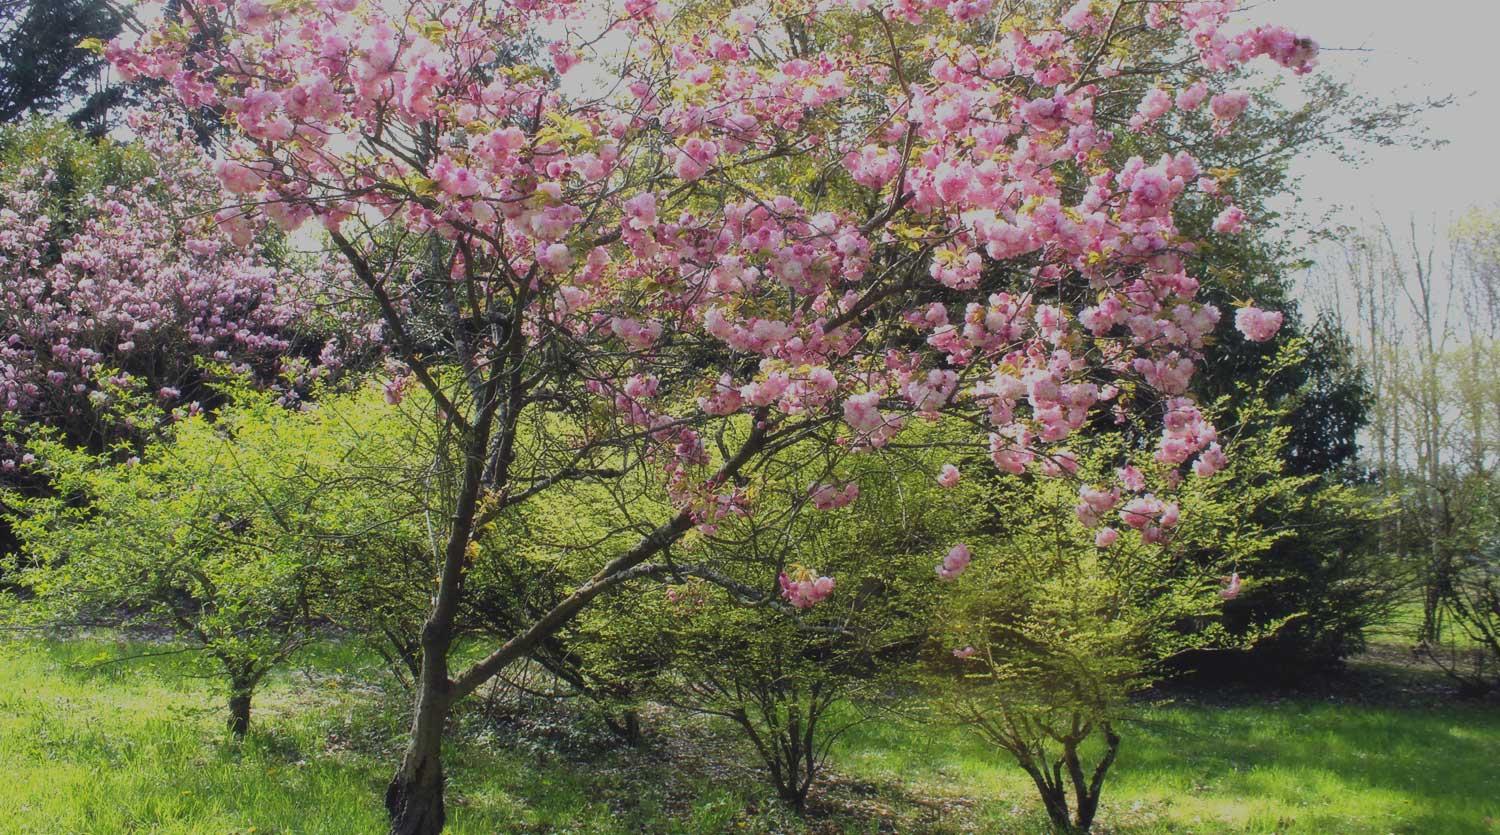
(933, 347, 1372, 833)
(574, 438, 966, 811)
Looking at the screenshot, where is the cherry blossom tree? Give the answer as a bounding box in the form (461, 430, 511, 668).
(108, 0, 1310, 830)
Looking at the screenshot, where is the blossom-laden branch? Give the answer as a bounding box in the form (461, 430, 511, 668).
(105, 0, 1311, 596)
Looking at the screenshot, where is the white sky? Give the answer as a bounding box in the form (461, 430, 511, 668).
(1244, 0, 1500, 223)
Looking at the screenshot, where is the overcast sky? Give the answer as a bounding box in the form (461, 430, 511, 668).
(1244, 0, 1500, 225)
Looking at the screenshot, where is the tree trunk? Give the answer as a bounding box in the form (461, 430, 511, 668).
(1072, 726, 1120, 833)
(388, 616, 455, 835)
(606, 709, 643, 745)
(1021, 765, 1073, 833)
(386, 682, 451, 835)
(780, 786, 808, 815)
(227, 688, 252, 740)
(1039, 785, 1075, 833)
(222, 662, 262, 740)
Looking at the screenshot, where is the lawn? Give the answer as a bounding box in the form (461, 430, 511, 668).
(1, 636, 1497, 835)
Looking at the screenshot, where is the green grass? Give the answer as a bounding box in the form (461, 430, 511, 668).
(837, 699, 1500, 834)
(2, 636, 1498, 835)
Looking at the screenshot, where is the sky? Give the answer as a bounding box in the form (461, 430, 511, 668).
(1244, 0, 1500, 224)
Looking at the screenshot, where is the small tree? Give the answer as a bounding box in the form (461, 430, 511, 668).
(938, 356, 1339, 833)
(1426, 479, 1500, 694)
(7, 409, 322, 738)
(579, 440, 962, 811)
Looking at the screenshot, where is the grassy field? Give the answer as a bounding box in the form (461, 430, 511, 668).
(1, 636, 1497, 835)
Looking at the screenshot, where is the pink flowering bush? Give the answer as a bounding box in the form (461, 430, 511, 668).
(0, 120, 364, 471)
(104, 0, 1315, 828)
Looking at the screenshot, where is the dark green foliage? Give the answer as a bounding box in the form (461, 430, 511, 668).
(1176, 346, 1395, 683)
(0, 0, 126, 133)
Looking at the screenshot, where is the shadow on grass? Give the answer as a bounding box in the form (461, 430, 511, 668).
(6, 636, 1499, 835)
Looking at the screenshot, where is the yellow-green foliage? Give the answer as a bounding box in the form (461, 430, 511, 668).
(929, 343, 1382, 832)
(569, 425, 974, 805)
(4, 380, 441, 712)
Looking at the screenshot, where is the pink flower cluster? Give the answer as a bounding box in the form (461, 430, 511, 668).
(809, 481, 859, 511)
(1220, 572, 1242, 600)
(1235, 306, 1284, 342)
(937, 464, 961, 488)
(779, 568, 835, 609)
(936, 544, 972, 580)
(1119, 495, 1180, 544)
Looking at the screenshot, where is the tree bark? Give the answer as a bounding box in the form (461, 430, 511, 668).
(386, 673, 451, 835)
(1019, 763, 1073, 833)
(227, 688, 252, 740)
(1078, 725, 1120, 832)
(605, 709, 643, 745)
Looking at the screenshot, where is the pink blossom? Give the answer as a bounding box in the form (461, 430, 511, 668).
(1176, 82, 1208, 112)
(937, 464, 961, 488)
(780, 569, 835, 608)
(538, 243, 574, 274)
(1220, 572, 1242, 600)
(842, 391, 885, 434)
(1193, 443, 1228, 478)
(1213, 205, 1246, 235)
(610, 317, 663, 350)
(698, 373, 744, 416)
(728, 9, 757, 36)
(1076, 485, 1120, 527)
(1060, 0, 1096, 32)
(1120, 495, 1163, 530)
(809, 481, 859, 511)
(936, 543, 972, 580)
(1134, 88, 1173, 126)
(623, 193, 657, 230)
(214, 160, 263, 195)
(1235, 307, 1284, 342)
(549, 42, 582, 74)
(383, 375, 411, 405)
(1209, 91, 1251, 133)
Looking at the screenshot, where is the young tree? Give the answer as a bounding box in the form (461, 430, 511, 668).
(937, 352, 1346, 832)
(8, 405, 322, 739)
(110, 1, 1316, 830)
(577, 438, 958, 811)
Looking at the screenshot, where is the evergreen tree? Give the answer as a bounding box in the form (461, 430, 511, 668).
(0, 0, 127, 132)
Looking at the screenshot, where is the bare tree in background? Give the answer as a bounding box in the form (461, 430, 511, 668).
(1329, 212, 1500, 690)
